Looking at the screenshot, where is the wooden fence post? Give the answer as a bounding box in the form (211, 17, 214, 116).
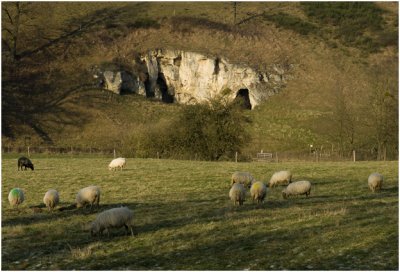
(27, 146, 30, 157)
(353, 150, 356, 162)
(275, 152, 278, 163)
(235, 152, 238, 163)
(113, 149, 116, 158)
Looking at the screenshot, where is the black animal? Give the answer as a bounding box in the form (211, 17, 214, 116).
(18, 157, 34, 171)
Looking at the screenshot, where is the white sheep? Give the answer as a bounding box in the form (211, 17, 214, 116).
(282, 180, 311, 199)
(229, 183, 246, 206)
(269, 170, 292, 187)
(368, 173, 383, 192)
(231, 171, 255, 188)
(43, 189, 60, 211)
(89, 206, 135, 237)
(76, 186, 101, 210)
(8, 188, 24, 208)
(108, 157, 126, 171)
(250, 181, 267, 204)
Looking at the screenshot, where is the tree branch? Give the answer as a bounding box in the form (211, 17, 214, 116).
(2, 6, 14, 25)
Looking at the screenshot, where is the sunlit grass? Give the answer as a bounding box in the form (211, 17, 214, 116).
(1, 156, 398, 270)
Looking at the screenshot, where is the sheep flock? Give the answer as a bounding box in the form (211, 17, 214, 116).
(8, 155, 388, 239)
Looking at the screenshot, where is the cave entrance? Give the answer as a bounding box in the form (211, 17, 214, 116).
(157, 73, 174, 103)
(144, 73, 154, 98)
(235, 89, 252, 109)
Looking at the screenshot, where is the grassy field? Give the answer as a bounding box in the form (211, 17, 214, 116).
(1, 156, 398, 270)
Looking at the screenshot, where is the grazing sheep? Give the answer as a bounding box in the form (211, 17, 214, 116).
(250, 181, 267, 204)
(282, 180, 311, 199)
(269, 170, 292, 187)
(17, 156, 34, 171)
(8, 188, 24, 207)
(231, 171, 255, 188)
(229, 183, 246, 206)
(76, 186, 101, 210)
(368, 173, 383, 192)
(108, 157, 126, 171)
(43, 189, 60, 211)
(89, 206, 135, 237)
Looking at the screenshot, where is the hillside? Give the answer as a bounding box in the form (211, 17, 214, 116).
(2, 2, 398, 160)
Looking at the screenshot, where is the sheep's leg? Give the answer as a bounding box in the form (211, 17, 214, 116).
(104, 228, 110, 238)
(96, 195, 100, 209)
(130, 226, 134, 236)
(124, 224, 134, 236)
(124, 225, 129, 235)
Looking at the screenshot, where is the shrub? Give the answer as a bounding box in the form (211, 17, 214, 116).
(171, 95, 251, 161)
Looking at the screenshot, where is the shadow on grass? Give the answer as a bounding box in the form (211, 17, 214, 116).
(2, 184, 398, 270)
(2, 203, 134, 227)
(306, 234, 399, 270)
(64, 221, 398, 270)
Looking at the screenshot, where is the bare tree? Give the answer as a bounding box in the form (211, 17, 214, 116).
(2, 2, 35, 61)
(368, 78, 398, 160)
(332, 83, 358, 156)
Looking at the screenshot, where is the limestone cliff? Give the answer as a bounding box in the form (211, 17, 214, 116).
(102, 49, 292, 109)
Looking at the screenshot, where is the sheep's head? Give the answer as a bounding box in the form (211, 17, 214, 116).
(29, 164, 34, 170)
(282, 190, 287, 199)
(90, 222, 101, 237)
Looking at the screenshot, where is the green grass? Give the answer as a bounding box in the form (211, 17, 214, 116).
(2, 157, 398, 270)
(301, 2, 396, 53)
(263, 12, 319, 36)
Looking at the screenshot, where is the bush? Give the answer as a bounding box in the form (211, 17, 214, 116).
(120, 94, 251, 161)
(171, 95, 251, 161)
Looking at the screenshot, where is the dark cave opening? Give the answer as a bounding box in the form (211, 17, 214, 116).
(157, 73, 174, 103)
(235, 89, 252, 109)
(144, 73, 154, 98)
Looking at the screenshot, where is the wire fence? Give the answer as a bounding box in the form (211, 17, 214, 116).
(253, 150, 381, 162)
(2, 146, 115, 156)
(2, 145, 395, 162)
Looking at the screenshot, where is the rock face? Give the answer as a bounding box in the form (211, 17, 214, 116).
(103, 71, 146, 96)
(101, 49, 292, 109)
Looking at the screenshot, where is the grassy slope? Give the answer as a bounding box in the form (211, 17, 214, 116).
(2, 2, 398, 155)
(1, 157, 398, 270)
